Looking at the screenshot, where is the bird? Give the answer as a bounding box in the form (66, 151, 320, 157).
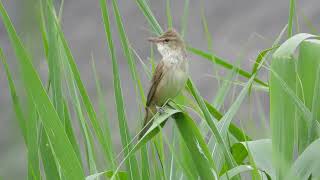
(139, 29, 189, 139)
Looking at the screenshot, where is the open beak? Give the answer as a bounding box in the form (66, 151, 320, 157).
(148, 37, 162, 43)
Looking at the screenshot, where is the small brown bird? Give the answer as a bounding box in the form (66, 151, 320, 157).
(139, 29, 189, 139)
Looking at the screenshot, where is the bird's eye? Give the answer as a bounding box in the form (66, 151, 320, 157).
(164, 39, 169, 43)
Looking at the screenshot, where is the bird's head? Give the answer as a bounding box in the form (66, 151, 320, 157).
(148, 29, 184, 57)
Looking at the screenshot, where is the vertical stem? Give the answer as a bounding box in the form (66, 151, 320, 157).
(287, 0, 295, 38)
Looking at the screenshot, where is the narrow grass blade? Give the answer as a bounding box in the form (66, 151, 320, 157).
(39, 2, 80, 178)
(86, 171, 128, 180)
(212, 75, 256, 174)
(135, 0, 163, 35)
(212, 69, 236, 110)
(45, 0, 98, 174)
(100, 0, 140, 178)
(26, 101, 41, 180)
(165, 0, 173, 28)
(0, 49, 27, 142)
(44, 0, 64, 121)
(0, 2, 85, 178)
(287, 0, 296, 38)
(204, 101, 251, 141)
(133, 0, 268, 87)
(217, 75, 255, 138)
(48, 3, 113, 167)
(63, 57, 98, 174)
(220, 165, 254, 180)
(91, 56, 115, 164)
(187, 79, 238, 170)
(180, 0, 189, 37)
(251, 47, 278, 75)
(111, 0, 146, 103)
(92, 107, 180, 179)
(140, 145, 150, 180)
(188, 47, 268, 87)
(62, 100, 82, 164)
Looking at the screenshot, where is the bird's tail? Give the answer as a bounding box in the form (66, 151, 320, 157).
(138, 105, 156, 140)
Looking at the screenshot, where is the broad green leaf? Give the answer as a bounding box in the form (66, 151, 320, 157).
(286, 138, 320, 180)
(273, 33, 316, 58)
(270, 54, 296, 179)
(240, 139, 275, 179)
(297, 39, 320, 153)
(176, 133, 199, 179)
(174, 112, 217, 179)
(270, 33, 320, 179)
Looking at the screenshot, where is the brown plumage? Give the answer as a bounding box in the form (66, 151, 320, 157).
(139, 29, 188, 139)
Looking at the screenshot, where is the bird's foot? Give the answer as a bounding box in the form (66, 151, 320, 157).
(156, 105, 165, 115)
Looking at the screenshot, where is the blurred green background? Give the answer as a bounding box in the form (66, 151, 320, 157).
(0, 0, 319, 179)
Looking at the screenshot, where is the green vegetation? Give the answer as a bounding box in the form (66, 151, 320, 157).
(0, 0, 320, 179)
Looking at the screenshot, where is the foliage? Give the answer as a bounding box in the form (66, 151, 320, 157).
(0, 0, 320, 179)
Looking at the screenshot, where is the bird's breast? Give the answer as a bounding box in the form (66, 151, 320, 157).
(155, 59, 188, 105)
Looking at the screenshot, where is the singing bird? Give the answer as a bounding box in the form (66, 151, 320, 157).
(139, 29, 189, 139)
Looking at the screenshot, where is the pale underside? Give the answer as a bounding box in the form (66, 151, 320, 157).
(146, 48, 188, 107)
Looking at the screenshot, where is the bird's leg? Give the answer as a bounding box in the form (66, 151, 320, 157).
(156, 99, 176, 115)
(156, 105, 165, 115)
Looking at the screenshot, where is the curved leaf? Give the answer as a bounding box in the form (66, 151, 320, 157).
(237, 139, 275, 179)
(273, 33, 317, 58)
(286, 138, 320, 180)
(220, 165, 254, 180)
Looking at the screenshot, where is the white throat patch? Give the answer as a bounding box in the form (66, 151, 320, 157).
(157, 43, 183, 64)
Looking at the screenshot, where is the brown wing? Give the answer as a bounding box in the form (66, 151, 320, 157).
(146, 60, 166, 106)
